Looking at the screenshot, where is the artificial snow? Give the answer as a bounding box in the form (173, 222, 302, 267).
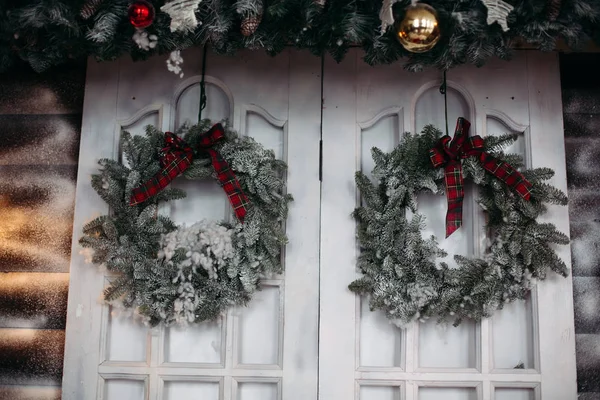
(0, 168, 76, 272)
(573, 277, 600, 331)
(158, 220, 236, 324)
(0, 116, 80, 166)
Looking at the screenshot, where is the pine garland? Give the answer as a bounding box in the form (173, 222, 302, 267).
(80, 120, 292, 326)
(350, 124, 569, 326)
(1, 0, 599, 73)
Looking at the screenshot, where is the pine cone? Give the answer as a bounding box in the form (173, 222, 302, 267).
(80, 0, 104, 19)
(546, 0, 562, 21)
(240, 14, 262, 37)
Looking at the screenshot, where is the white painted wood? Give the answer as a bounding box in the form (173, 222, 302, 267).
(161, 379, 220, 400)
(63, 48, 321, 400)
(320, 49, 576, 400)
(233, 281, 283, 367)
(418, 386, 479, 400)
(358, 383, 402, 400)
(234, 378, 281, 400)
(62, 57, 121, 400)
(97, 365, 284, 377)
(98, 374, 149, 400)
(484, 113, 538, 377)
(274, 49, 321, 400)
(525, 51, 577, 399)
(416, 320, 480, 370)
(161, 320, 224, 365)
(320, 51, 359, 400)
(358, 297, 403, 369)
(491, 298, 535, 370)
(103, 307, 149, 363)
(172, 75, 234, 128)
(493, 387, 536, 400)
(491, 382, 540, 400)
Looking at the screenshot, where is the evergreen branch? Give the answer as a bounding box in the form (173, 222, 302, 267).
(483, 133, 519, 154)
(2, 0, 600, 72)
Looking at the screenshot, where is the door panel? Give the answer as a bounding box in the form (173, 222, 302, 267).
(63, 48, 321, 400)
(163, 322, 223, 364)
(320, 49, 576, 399)
(103, 378, 146, 400)
(162, 380, 220, 400)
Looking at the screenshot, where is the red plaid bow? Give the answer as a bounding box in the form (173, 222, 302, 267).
(130, 124, 249, 222)
(429, 117, 532, 238)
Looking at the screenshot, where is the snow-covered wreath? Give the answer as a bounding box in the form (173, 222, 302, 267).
(81, 120, 291, 326)
(350, 117, 569, 326)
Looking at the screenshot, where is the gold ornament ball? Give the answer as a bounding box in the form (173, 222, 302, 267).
(395, 3, 440, 53)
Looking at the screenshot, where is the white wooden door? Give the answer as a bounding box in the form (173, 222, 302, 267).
(62, 48, 321, 400)
(319, 50, 577, 400)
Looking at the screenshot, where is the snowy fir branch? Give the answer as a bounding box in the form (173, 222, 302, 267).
(350, 124, 569, 327)
(0, 0, 599, 72)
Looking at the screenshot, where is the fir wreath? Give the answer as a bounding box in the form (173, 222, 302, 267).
(350, 118, 569, 327)
(80, 120, 291, 326)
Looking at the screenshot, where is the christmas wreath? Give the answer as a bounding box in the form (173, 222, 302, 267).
(80, 120, 291, 326)
(350, 117, 569, 326)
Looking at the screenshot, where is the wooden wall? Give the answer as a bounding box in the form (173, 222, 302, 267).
(561, 53, 600, 400)
(0, 63, 85, 400)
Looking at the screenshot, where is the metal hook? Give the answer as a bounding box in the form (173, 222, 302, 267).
(439, 69, 449, 137)
(439, 69, 447, 95)
(198, 44, 208, 122)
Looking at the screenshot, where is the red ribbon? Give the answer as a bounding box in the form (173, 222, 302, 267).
(130, 124, 249, 222)
(429, 117, 532, 238)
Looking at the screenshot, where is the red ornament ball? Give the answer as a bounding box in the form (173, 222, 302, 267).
(128, 1, 155, 29)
